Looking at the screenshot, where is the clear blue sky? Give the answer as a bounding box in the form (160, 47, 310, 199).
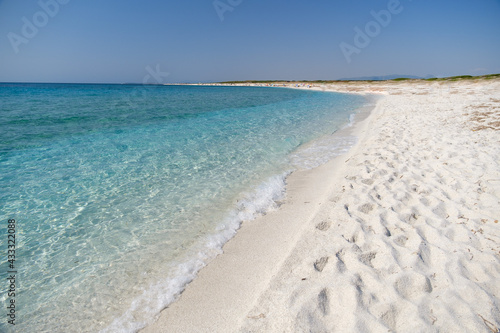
(0, 0, 499, 83)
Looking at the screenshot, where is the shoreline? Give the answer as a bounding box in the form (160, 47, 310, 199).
(142, 79, 500, 332)
(141, 88, 381, 332)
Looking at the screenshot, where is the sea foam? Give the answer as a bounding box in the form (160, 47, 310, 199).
(101, 173, 287, 333)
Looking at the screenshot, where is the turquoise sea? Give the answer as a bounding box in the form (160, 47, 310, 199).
(0, 83, 367, 332)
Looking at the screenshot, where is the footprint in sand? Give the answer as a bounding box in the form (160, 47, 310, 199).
(393, 235, 408, 247)
(362, 178, 374, 185)
(336, 250, 347, 273)
(358, 251, 377, 268)
(394, 273, 433, 300)
(317, 288, 330, 316)
(358, 203, 374, 214)
(314, 257, 329, 272)
(315, 221, 331, 231)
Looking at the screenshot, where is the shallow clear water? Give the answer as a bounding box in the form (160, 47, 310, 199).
(0, 83, 366, 332)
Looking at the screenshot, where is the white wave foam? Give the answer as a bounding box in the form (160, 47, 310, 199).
(100, 173, 288, 333)
(342, 112, 356, 129)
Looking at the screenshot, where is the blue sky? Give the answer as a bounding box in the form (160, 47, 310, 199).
(0, 0, 499, 83)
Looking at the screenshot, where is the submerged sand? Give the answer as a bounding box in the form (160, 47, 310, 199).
(143, 79, 500, 333)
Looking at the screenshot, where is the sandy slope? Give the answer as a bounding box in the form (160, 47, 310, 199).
(143, 79, 500, 333)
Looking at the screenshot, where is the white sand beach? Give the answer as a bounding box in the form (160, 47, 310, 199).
(143, 79, 500, 333)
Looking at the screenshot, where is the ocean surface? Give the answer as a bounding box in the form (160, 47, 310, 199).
(0, 83, 367, 332)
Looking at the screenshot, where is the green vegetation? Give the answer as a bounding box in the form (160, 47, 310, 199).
(423, 74, 500, 82)
(483, 73, 500, 80)
(216, 74, 500, 85)
(448, 75, 474, 81)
